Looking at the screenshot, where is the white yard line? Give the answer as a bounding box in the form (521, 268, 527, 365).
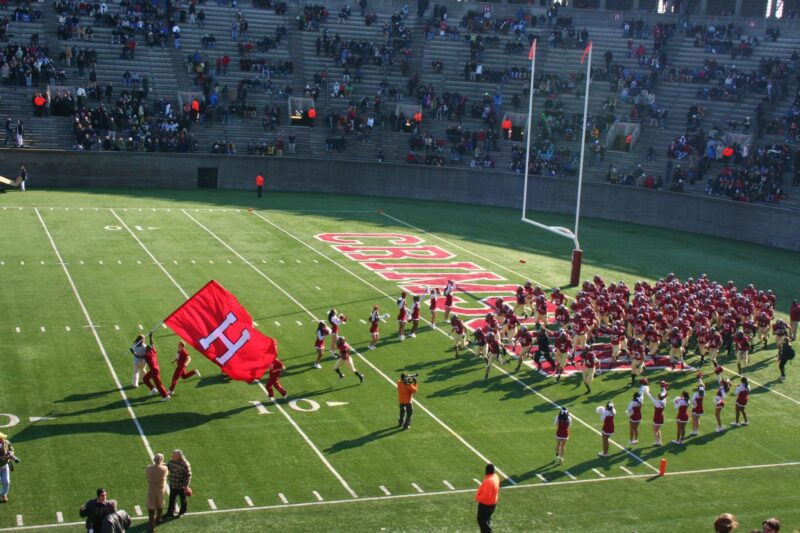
(250, 211, 655, 473)
(381, 212, 800, 408)
(34, 208, 154, 459)
(2, 205, 380, 213)
(115, 208, 358, 500)
(2, 462, 798, 532)
(187, 209, 515, 483)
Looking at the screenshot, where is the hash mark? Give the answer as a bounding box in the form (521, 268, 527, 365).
(20, 261, 24, 265)
(16, 515, 22, 526)
(591, 468, 606, 478)
(313, 491, 323, 501)
(227, 260, 233, 264)
(278, 493, 288, 504)
(172, 260, 178, 265)
(138, 324, 144, 330)
(443, 480, 455, 490)
(98, 260, 103, 265)
(274, 321, 281, 326)
(137, 260, 142, 264)
(295, 259, 301, 263)
(134, 505, 142, 516)
(40, 260, 45, 265)
(244, 496, 253, 507)
(208, 499, 217, 510)
(315, 286, 321, 290)
(40, 326, 46, 332)
(117, 260, 122, 264)
(564, 471, 577, 480)
(15, 327, 20, 333)
(473, 478, 481, 485)
(360, 319, 366, 324)
(56, 512, 64, 523)
(411, 483, 424, 493)
(379, 485, 391, 495)
(279, 260, 285, 264)
(65, 326, 71, 332)
(620, 466, 634, 476)
(191, 260, 196, 264)
(209, 260, 214, 264)
(114, 325, 120, 331)
(295, 320, 303, 326)
(536, 473, 548, 483)
(79, 261, 84, 265)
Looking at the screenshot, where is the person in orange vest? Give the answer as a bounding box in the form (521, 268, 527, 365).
(307, 107, 316, 120)
(501, 117, 512, 139)
(255, 173, 264, 198)
(413, 111, 422, 123)
(475, 463, 499, 533)
(396, 373, 418, 430)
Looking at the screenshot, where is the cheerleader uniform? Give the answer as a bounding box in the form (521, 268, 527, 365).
(555, 415, 571, 440)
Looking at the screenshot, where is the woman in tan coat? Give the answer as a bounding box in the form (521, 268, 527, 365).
(145, 454, 168, 532)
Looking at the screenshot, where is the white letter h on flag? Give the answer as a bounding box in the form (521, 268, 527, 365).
(199, 312, 251, 365)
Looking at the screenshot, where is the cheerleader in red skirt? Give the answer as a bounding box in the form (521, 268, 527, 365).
(690, 374, 706, 437)
(626, 392, 643, 446)
(409, 295, 421, 338)
(597, 401, 616, 457)
(673, 391, 690, 444)
(397, 291, 408, 341)
(645, 381, 668, 446)
(731, 377, 750, 426)
(428, 287, 440, 329)
(554, 407, 572, 464)
(443, 280, 455, 322)
(327, 308, 346, 355)
(313, 321, 331, 369)
(367, 305, 386, 350)
(713, 367, 732, 433)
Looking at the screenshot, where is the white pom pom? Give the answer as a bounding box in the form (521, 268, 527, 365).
(595, 405, 605, 415)
(381, 313, 390, 320)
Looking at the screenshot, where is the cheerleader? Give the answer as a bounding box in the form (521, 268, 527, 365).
(554, 407, 572, 464)
(731, 376, 750, 426)
(313, 321, 331, 369)
(672, 391, 690, 444)
(626, 392, 643, 445)
(367, 305, 382, 350)
(327, 308, 346, 355)
(690, 377, 705, 436)
(409, 295, 421, 338)
(581, 349, 597, 394)
(397, 291, 408, 341)
(713, 368, 732, 432)
(645, 381, 668, 445)
(597, 401, 616, 457)
(442, 280, 455, 322)
(451, 315, 467, 358)
(428, 287, 440, 328)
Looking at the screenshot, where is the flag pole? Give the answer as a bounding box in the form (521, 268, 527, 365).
(521, 39, 536, 220)
(148, 321, 164, 334)
(570, 41, 592, 287)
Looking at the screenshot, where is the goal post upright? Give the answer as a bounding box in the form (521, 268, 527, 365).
(521, 41, 592, 287)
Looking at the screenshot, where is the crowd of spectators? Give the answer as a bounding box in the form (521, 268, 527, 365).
(1, 41, 55, 87)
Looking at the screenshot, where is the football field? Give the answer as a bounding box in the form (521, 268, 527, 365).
(1, 189, 799, 532)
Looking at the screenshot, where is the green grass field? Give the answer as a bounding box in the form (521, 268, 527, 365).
(1, 189, 799, 533)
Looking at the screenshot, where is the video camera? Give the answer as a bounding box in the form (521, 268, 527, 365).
(401, 373, 418, 385)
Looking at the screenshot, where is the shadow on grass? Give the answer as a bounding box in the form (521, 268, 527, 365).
(12, 406, 252, 442)
(324, 425, 402, 454)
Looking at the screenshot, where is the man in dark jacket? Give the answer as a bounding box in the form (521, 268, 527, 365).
(79, 488, 110, 532)
(534, 324, 556, 371)
(101, 500, 131, 533)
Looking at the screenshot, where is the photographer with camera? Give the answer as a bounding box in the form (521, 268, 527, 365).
(397, 373, 418, 430)
(0, 432, 18, 503)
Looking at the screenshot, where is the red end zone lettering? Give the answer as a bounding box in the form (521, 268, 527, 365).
(364, 262, 485, 271)
(332, 245, 455, 261)
(315, 233, 424, 245)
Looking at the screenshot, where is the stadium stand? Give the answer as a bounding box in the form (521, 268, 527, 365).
(1, 0, 799, 208)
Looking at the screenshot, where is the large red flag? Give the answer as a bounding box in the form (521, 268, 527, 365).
(164, 280, 277, 382)
(580, 41, 593, 65)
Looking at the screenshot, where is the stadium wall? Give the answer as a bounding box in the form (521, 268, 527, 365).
(5, 150, 798, 251)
